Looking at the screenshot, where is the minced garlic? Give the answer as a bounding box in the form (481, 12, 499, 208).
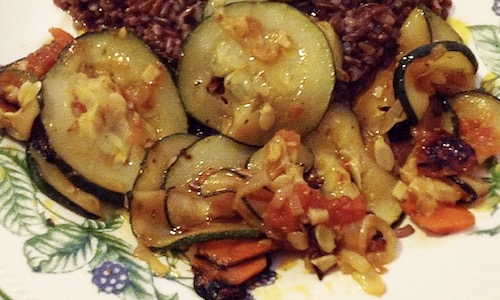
(0, 80, 42, 141)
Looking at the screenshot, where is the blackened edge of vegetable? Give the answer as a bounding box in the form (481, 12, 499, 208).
(194, 256, 276, 300)
(449, 175, 479, 204)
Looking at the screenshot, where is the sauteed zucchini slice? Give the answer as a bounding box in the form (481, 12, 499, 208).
(178, 2, 335, 146)
(40, 28, 187, 194)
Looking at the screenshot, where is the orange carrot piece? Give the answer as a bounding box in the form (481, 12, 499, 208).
(192, 255, 268, 286)
(401, 201, 475, 235)
(197, 238, 277, 267)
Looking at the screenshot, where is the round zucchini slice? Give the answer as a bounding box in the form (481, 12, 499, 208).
(178, 2, 335, 146)
(41, 28, 188, 194)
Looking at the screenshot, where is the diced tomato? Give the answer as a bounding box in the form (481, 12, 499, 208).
(296, 184, 367, 226)
(323, 195, 367, 226)
(263, 183, 367, 235)
(25, 28, 74, 78)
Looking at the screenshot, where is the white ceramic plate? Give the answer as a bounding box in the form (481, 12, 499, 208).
(0, 1, 499, 299)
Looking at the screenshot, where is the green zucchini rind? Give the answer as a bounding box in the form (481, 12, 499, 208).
(29, 122, 125, 205)
(26, 145, 110, 219)
(389, 41, 478, 141)
(132, 133, 200, 192)
(160, 223, 264, 250)
(419, 4, 463, 43)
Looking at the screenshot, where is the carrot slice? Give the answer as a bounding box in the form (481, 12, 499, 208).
(197, 238, 277, 267)
(192, 254, 269, 286)
(401, 201, 475, 235)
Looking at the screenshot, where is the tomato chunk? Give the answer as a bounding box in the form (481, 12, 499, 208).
(264, 183, 367, 235)
(25, 28, 74, 78)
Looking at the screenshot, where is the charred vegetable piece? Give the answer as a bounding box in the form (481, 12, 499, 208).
(178, 1, 335, 146)
(416, 132, 477, 178)
(389, 41, 478, 141)
(41, 28, 187, 194)
(192, 239, 275, 300)
(446, 91, 500, 164)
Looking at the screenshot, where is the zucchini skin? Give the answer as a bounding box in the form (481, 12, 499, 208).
(132, 133, 200, 191)
(390, 41, 478, 141)
(164, 135, 256, 190)
(162, 225, 264, 250)
(29, 121, 125, 205)
(26, 145, 100, 219)
(419, 4, 462, 43)
(448, 175, 478, 203)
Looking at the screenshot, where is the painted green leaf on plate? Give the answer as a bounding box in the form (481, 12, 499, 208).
(0, 150, 47, 236)
(24, 223, 99, 273)
(469, 25, 500, 75)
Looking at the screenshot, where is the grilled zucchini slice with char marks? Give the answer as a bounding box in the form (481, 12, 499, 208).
(40, 28, 188, 195)
(178, 2, 335, 146)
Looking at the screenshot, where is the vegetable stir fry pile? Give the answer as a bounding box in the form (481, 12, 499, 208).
(0, 1, 498, 299)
